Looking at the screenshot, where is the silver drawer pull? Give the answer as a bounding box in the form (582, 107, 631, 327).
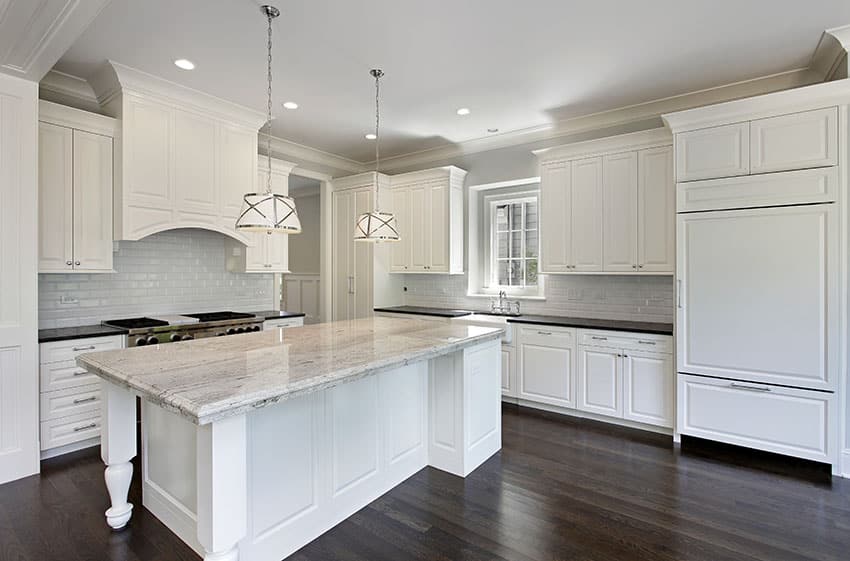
(591, 336, 607, 341)
(73, 396, 98, 404)
(72, 345, 96, 352)
(73, 423, 98, 432)
(537, 331, 552, 336)
(729, 383, 771, 393)
(638, 340, 656, 345)
(72, 369, 89, 377)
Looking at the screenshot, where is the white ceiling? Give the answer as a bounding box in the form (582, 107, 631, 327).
(55, 0, 850, 163)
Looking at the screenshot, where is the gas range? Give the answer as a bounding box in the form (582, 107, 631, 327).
(103, 311, 264, 347)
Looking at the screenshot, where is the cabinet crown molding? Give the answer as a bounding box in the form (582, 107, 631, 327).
(259, 157, 298, 176)
(389, 165, 468, 188)
(662, 79, 850, 133)
(332, 171, 391, 192)
(534, 128, 672, 164)
(90, 61, 266, 130)
(38, 99, 117, 137)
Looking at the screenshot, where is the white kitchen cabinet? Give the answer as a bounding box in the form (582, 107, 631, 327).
(571, 157, 604, 271)
(518, 326, 576, 408)
(602, 152, 638, 272)
(501, 346, 517, 398)
(623, 351, 673, 427)
(677, 203, 838, 391)
(637, 146, 675, 272)
(332, 179, 377, 321)
(38, 102, 116, 274)
(675, 122, 749, 182)
(577, 346, 621, 417)
(539, 160, 571, 273)
(387, 166, 466, 274)
(174, 109, 218, 221)
(749, 107, 837, 174)
(263, 317, 304, 330)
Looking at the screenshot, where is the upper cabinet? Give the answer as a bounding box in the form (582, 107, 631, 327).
(537, 129, 675, 275)
(387, 166, 466, 274)
(90, 62, 266, 242)
(38, 101, 116, 274)
(675, 122, 749, 182)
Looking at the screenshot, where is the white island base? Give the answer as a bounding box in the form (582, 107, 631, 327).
(100, 339, 501, 561)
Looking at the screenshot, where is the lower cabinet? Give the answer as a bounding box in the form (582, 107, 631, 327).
(501, 345, 517, 398)
(263, 316, 304, 330)
(518, 327, 576, 408)
(623, 351, 674, 426)
(577, 346, 621, 417)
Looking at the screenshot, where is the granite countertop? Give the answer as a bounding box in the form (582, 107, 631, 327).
(39, 324, 129, 343)
(507, 315, 673, 335)
(373, 306, 473, 318)
(247, 310, 307, 320)
(77, 316, 502, 425)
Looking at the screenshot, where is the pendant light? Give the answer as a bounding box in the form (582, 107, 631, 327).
(354, 69, 399, 242)
(236, 5, 301, 234)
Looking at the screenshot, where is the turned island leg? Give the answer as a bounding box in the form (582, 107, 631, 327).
(196, 414, 247, 561)
(101, 381, 137, 530)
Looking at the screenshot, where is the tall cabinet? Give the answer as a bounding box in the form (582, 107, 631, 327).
(536, 128, 674, 274)
(38, 100, 116, 273)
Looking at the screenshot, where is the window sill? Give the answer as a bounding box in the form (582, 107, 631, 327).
(466, 293, 546, 301)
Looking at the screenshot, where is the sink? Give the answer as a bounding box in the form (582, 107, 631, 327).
(451, 313, 513, 344)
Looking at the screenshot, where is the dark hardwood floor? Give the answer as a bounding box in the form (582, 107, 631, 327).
(2, 404, 848, 561)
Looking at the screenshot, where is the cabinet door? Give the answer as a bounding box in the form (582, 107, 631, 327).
(501, 346, 516, 398)
(38, 122, 73, 272)
(623, 351, 673, 427)
(750, 107, 837, 174)
(570, 157, 603, 271)
(602, 152, 637, 272)
(243, 233, 268, 272)
(352, 188, 374, 318)
(539, 161, 570, 273)
(675, 122, 749, 182)
(220, 125, 257, 220)
(389, 188, 410, 271)
(408, 185, 429, 271)
(638, 146, 674, 272)
(174, 110, 217, 220)
(519, 342, 574, 407)
(124, 97, 172, 206)
(577, 346, 621, 418)
(332, 191, 353, 321)
(260, 169, 290, 272)
(72, 130, 113, 272)
(677, 204, 837, 390)
(428, 183, 449, 272)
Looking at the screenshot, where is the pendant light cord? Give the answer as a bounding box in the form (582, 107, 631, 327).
(265, 10, 274, 196)
(372, 69, 383, 211)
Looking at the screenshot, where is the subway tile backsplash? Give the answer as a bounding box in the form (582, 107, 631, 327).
(38, 229, 275, 329)
(402, 274, 674, 323)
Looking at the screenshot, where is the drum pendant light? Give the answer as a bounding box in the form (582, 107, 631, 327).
(236, 5, 301, 234)
(354, 69, 399, 242)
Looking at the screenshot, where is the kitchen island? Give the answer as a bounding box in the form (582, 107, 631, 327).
(77, 316, 503, 561)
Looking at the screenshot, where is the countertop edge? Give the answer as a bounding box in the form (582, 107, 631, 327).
(506, 317, 673, 335)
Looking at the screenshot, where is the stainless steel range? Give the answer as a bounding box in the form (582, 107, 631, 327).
(103, 311, 264, 347)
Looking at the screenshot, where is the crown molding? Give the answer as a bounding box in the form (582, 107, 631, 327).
(266, 135, 364, 176)
(810, 25, 850, 81)
(533, 127, 671, 163)
(39, 69, 99, 105)
(389, 165, 468, 187)
(258, 156, 298, 176)
(662, 78, 850, 133)
(38, 99, 117, 136)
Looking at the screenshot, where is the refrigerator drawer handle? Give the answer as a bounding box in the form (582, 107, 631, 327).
(729, 382, 771, 393)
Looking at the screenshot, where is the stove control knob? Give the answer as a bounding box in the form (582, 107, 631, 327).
(135, 338, 147, 347)
(147, 336, 160, 345)
(252, 326, 261, 332)
(236, 328, 245, 334)
(170, 333, 183, 342)
(216, 332, 225, 337)
(182, 335, 194, 341)
(226, 328, 237, 335)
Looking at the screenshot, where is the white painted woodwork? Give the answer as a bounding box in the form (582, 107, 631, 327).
(220, 125, 258, 220)
(39, 335, 123, 364)
(40, 383, 100, 421)
(570, 157, 604, 271)
(40, 361, 99, 393)
(101, 381, 137, 529)
(623, 351, 674, 427)
(332, 186, 374, 321)
(675, 122, 750, 182)
(262, 317, 304, 330)
(518, 326, 576, 408)
(577, 346, 621, 417)
(281, 275, 320, 324)
(750, 107, 838, 174)
(387, 166, 466, 274)
(539, 161, 571, 273)
(678, 374, 835, 464)
(602, 152, 638, 272)
(137, 341, 500, 560)
(38, 122, 73, 271)
(40, 411, 101, 452)
(72, 129, 113, 271)
(500, 345, 517, 398)
(0, 75, 39, 485)
(577, 329, 672, 353)
(677, 204, 838, 391)
(677, 165, 839, 213)
(174, 109, 218, 218)
(638, 146, 675, 272)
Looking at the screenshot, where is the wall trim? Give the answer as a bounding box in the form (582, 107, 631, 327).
(267, 136, 364, 176)
(842, 449, 850, 478)
(533, 127, 671, 163)
(810, 25, 850, 81)
(38, 99, 117, 136)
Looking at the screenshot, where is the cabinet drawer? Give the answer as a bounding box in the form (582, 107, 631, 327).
(677, 374, 834, 463)
(578, 330, 672, 353)
(40, 360, 99, 393)
(677, 166, 838, 213)
(519, 326, 575, 348)
(263, 318, 304, 329)
(40, 335, 123, 365)
(40, 411, 100, 451)
(676, 122, 749, 182)
(40, 384, 101, 421)
(750, 107, 837, 174)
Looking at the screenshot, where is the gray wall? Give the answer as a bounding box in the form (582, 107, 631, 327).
(288, 192, 321, 273)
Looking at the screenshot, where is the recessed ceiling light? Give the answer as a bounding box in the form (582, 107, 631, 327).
(456, 107, 471, 116)
(365, 133, 377, 140)
(174, 59, 195, 70)
(488, 128, 499, 133)
(282, 101, 298, 110)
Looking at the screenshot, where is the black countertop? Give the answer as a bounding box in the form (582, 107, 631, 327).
(507, 315, 673, 335)
(38, 324, 129, 343)
(373, 306, 473, 318)
(247, 310, 307, 320)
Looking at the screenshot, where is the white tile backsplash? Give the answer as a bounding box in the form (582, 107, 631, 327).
(403, 274, 674, 323)
(38, 229, 275, 329)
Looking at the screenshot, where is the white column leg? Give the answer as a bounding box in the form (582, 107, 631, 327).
(100, 381, 137, 530)
(196, 414, 247, 561)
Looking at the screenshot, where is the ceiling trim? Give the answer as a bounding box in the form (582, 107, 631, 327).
(810, 25, 850, 81)
(40, 68, 98, 103)
(533, 127, 672, 163)
(266, 135, 364, 175)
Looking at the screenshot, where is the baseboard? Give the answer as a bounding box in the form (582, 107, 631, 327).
(143, 479, 203, 556)
(40, 437, 99, 460)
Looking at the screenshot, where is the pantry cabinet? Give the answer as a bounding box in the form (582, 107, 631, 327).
(387, 166, 466, 274)
(38, 102, 116, 273)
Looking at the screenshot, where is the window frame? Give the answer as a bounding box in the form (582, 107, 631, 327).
(488, 196, 539, 290)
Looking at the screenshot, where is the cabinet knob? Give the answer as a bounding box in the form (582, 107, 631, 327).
(75, 261, 81, 266)
(66, 260, 73, 266)
(638, 264, 644, 269)
(632, 264, 637, 269)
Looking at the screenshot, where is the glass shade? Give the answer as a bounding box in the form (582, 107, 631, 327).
(353, 211, 400, 242)
(236, 192, 302, 233)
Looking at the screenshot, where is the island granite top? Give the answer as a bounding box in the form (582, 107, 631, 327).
(77, 316, 502, 425)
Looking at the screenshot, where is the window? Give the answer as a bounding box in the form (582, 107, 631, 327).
(490, 197, 538, 288)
